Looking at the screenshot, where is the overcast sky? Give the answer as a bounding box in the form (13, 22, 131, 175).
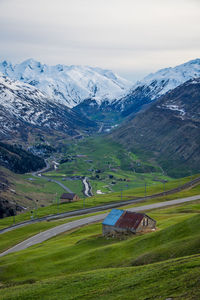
(0, 0, 200, 81)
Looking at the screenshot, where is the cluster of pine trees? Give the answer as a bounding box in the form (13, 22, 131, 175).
(0, 142, 46, 173)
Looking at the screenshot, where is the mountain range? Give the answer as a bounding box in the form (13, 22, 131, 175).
(71, 58, 200, 120)
(1, 58, 200, 116)
(109, 58, 200, 116)
(0, 59, 131, 108)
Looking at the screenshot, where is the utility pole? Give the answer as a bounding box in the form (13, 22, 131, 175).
(163, 180, 167, 193)
(83, 197, 85, 209)
(12, 208, 15, 225)
(35, 200, 39, 219)
(124, 184, 128, 200)
(57, 194, 59, 213)
(11, 204, 16, 225)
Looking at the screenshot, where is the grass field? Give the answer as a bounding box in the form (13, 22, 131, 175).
(44, 136, 173, 195)
(0, 255, 199, 300)
(0, 166, 64, 209)
(0, 174, 199, 230)
(0, 200, 199, 299)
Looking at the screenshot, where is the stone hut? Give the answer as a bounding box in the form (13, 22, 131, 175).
(102, 209, 156, 237)
(60, 193, 79, 203)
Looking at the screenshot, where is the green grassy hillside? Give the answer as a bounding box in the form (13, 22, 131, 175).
(0, 200, 199, 299)
(1, 255, 199, 300)
(0, 174, 199, 229)
(0, 166, 64, 211)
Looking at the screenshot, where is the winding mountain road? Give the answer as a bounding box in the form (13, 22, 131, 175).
(32, 161, 73, 193)
(0, 195, 199, 257)
(41, 176, 73, 193)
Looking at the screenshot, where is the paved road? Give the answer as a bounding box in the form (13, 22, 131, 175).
(32, 161, 73, 193)
(0, 195, 199, 257)
(41, 176, 73, 193)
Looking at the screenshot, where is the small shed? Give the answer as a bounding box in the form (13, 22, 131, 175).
(102, 209, 156, 236)
(60, 193, 79, 203)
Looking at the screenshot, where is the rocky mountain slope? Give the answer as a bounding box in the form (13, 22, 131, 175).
(0, 74, 97, 142)
(0, 59, 131, 108)
(113, 58, 200, 116)
(110, 78, 200, 177)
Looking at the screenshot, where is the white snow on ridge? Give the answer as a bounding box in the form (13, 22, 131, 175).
(1, 58, 200, 113)
(132, 58, 200, 99)
(0, 73, 55, 126)
(0, 72, 47, 101)
(0, 59, 132, 108)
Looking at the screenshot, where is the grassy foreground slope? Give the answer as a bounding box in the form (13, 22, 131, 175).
(1, 255, 199, 300)
(0, 200, 199, 299)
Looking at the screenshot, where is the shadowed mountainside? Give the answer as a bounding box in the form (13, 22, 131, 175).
(110, 78, 200, 177)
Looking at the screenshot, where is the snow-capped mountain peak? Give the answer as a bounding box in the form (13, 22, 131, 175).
(133, 58, 200, 98)
(113, 58, 200, 116)
(0, 59, 132, 108)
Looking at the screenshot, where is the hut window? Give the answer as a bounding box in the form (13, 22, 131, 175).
(143, 218, 148, 226)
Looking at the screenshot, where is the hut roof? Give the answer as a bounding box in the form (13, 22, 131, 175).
(102, 209, 124, 226)
(103, 209, 150, 230)
(60, 193, 76, 200)
(115, 211, 144, 230)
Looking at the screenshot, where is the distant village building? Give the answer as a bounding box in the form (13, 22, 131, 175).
(102, 209, 156, 237)
(60, 193, 80, 203)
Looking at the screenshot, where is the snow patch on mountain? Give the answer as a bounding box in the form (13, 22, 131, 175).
(159, 104, 186, 116)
